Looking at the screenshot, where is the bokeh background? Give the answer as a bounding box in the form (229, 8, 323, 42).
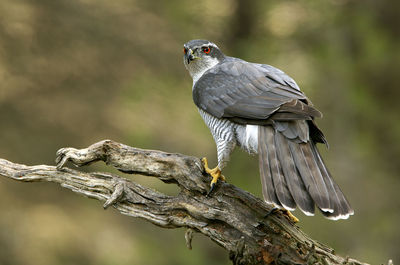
(0, 0, 399, 264)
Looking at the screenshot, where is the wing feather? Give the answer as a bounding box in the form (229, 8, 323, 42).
(193, 59, 321, 123)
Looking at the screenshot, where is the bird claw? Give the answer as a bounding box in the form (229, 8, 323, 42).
(201, 157, 225, 196)
(265, 207, 280, 218)
(206, 183, 216, 197)
(265, 207, 299, 223)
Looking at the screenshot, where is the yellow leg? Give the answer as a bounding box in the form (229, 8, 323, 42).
(201, 157, 225, 195)
(282, 210, 299, 223)
(266, 208, 299, 223)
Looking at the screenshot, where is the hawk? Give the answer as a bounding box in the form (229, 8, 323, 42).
(183, 39, 353, 220)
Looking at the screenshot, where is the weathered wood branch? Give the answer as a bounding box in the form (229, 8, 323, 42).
(0, 140, 368, 265)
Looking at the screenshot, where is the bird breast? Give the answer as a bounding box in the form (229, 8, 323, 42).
(198, 108, 259, 154)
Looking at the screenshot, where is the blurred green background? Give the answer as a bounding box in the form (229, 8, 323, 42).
(0, 0, 399, 264)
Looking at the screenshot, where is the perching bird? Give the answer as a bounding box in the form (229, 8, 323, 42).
(183, 39, 354, 220)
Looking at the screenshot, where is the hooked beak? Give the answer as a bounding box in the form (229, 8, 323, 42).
(184, 49, 196, 64)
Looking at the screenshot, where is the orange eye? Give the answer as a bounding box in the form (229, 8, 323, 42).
(183, 47, 188, 54)
(202, 47, 211, 54)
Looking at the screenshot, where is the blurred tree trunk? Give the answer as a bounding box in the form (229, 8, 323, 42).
(227, 0, 259, 54)
(229, 0, 255, 41)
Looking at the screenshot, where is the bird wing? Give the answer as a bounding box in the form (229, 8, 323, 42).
(193, 59, 322, 125)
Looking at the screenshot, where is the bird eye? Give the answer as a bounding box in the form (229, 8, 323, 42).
(183, 47, 188, 54)
(202, 47, 211, 54)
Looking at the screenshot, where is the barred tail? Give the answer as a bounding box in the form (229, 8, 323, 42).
(258, 125, 354, 219)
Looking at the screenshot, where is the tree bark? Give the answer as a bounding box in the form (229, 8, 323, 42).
(0, 139, 368, 265)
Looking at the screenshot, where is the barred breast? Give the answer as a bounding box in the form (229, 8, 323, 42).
(198, 109, 237, 142)
(198, 109, 259, 158)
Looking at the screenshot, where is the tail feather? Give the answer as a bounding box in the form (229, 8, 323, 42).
(274, 131, 315, 215)
(259, 126, 295, 209)
(258, 124, 353, 220)
(310, 144, 354, 219)
(258, 126, 281, 207)
(288, 140, 332, 212)
(322, 182, 353, 220)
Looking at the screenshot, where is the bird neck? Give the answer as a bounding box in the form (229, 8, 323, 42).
(187, 57, 220, 86)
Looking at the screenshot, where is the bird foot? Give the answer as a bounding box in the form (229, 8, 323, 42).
(265, 207, 299, 223)
(283, 210, 299, 223)
(201, 157, 225, 196)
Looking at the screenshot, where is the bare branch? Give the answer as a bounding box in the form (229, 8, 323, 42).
(0, 140, 368, 265)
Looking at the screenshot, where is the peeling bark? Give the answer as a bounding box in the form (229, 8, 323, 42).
(0, 140, 368, 265)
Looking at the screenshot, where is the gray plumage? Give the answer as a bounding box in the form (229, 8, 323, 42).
(183, 39, 353, 220)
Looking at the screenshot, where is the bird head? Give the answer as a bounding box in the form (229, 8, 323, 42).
(183, 39, 225, 81)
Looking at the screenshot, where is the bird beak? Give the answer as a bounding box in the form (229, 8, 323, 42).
(185, 49, 197, 64)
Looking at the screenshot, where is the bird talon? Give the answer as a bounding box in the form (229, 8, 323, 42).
(202, 157, 224, 196)
(284, 210, 299, 223)
(265, 207, 299, 223)
(206, 183, 216, 197)
(210, 171, 221, 186)
(265, 207, 279, 218)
